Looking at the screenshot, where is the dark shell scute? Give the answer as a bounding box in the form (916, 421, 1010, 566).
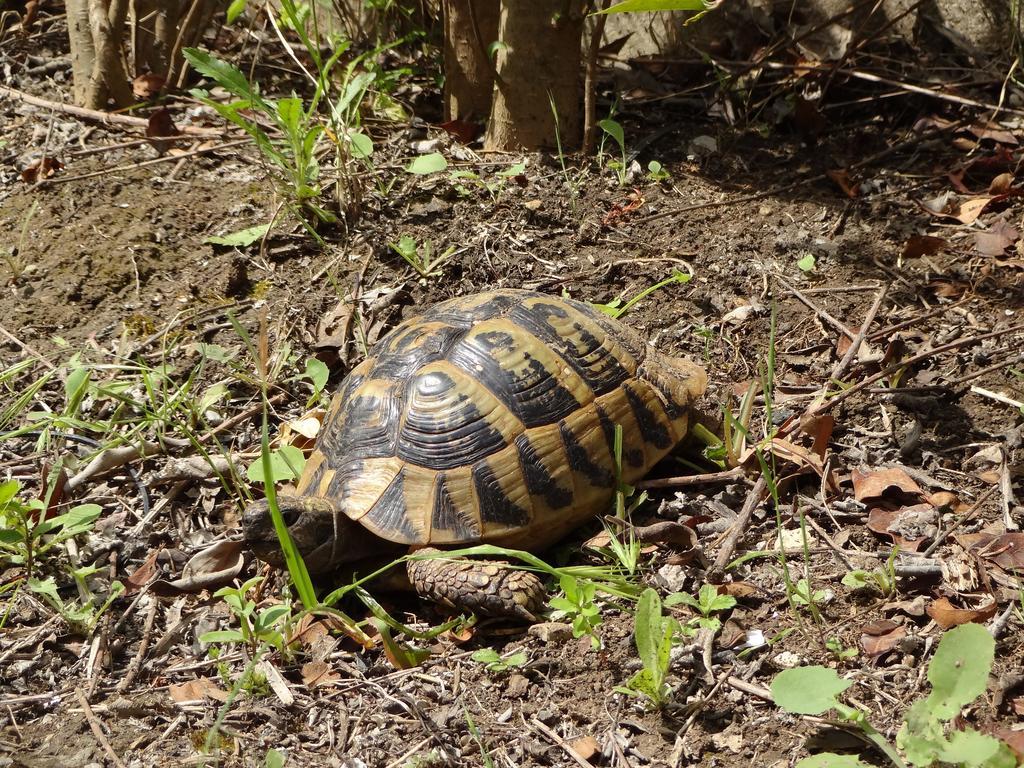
(472, 462, 531, 527)
(398, 369, 509, 470)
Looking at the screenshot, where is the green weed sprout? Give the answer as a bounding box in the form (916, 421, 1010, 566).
(842, 548, 899, 598)
(200, 577, 292, 654)
(615, 588, 680, 708)
(666, 583, 736, 632)
(389, 235, 456, 279)
(772, 623, 1014, 768)
(598, 118, 629, 185)
(0, 479, 102, 578)
(471, 648, 528, 674)
(549, 574, 604, 649)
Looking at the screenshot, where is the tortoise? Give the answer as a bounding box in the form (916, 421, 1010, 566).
(243, 289, 707, 619)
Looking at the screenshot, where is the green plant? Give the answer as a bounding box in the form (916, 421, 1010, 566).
(665, 583, 736, 632)
(615, 588, 680, 707)
(28, 575, 124, 634)
(592, 269, 692, 319)
(842, 549, 899, 598)
(825, 636, 859, 661)
(772, 624, 1014, 768)
(0, 480, 102, 578)
(791, 578, 829, 611)
(598, 118, 629, 185)
(471, 648, 528, 674)
(645, 160, 671, 182)
(200, 577, 293, 654)
(449, 162, 526, 202)
(549, 574, 603, 649)
(389, 235, 456, 279)
(265, 748, 287, 768)
(797, 253, 816, 272)
(547, 92, 584, 211)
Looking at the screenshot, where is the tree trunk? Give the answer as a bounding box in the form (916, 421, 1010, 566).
(484, 0, 586, 151)
(67, 0, 97, 105)
(442, 0, 499, 122)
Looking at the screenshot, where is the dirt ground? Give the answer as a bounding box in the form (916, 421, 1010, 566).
(2, 9, 1024, 768)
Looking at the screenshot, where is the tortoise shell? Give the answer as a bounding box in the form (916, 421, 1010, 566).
(296, 289, 707, 552)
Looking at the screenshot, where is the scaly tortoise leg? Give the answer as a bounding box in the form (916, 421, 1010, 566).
(406, 548, 546, 621)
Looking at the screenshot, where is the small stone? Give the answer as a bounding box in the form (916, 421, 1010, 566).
(773, 651, 802, 669)
(528, 622, 572, 644)
(537, 708, 559, 725)
(655, 564, 688, 593)
(506, 673, 529, 698)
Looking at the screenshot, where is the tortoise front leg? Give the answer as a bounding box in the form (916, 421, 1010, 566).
(406, 548, 546, 621)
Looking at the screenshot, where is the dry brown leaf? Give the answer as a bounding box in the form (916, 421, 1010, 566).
(719, 581, 758, 599)
(860, 619, 906, 657)
(20, 156, 63, 184)
(124, 549, 160, 594)
(925, 596, 998, 628)
(168, 677, 229, 704)
(975, 219, 1019, 256)
(988, 172, 1015, 195)
(570, 735, 600, 761)
(301, 660, 340, 689)
(150, 540, 245, 596)
(902, 235, 947, 259)
(952, 196, 994, 225)
(866, 504, 937, 551)
(852, 466, 924, 502)
(132, 73, 165, 99)
(957, 532, 1024, 571)
(826, 168, 857, 198)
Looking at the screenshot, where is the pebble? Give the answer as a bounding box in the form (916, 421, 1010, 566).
(506, 673, 530, 698)
(773, 651, 803, 669)
(528, 621, 572, 643)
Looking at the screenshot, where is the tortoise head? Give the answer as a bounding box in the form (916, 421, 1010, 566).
(242, 494, 353, 574)
(242, 494, 403, 574)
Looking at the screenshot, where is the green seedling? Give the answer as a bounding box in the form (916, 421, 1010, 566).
(825, 636, 859, 661)
(245, 444, 305, 485)
(471, 648, 529, 674)
(548, 92, 584, 212)
(791, 578, 829, 611)
(592, 269, 692, 320)
(0, 480, 102, 578)
(797, 253, 816, 272)
(449, 162, 525, 202)
(390, 235, 456, 279)
(292, 357, 330, 407)
(665, 583, 736, 633)
(265, 748, 286, 768)
(645, 160, 671, 182)
(549, 574, 603, 649)
(772, 623, 1014, 768)
(405, 152, 448, 175)
(598, 118, 629, 185)
(200, 577, 293, 654)
(615, 588, 680, 707)
(842, 548, 899, 598)
(28, 575, 124, 634)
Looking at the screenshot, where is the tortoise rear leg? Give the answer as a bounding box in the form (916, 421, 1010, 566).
(406, 548, 546, 621)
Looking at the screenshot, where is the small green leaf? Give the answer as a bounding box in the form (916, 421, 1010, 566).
(598, 0, 708, 11)
(0, 479, 21, 506)
(246, 445, 306, 484)
(182, 48, 261, 105)
(598, 119, 625, 150)
(205, 223, 270, 247)
(406, 153, 448, 175)
(349, 131, 373, 159)
(226, 0, 247, 23)
(301, 358, 329, 395)
(771, 667, 852, 715)
(795, 754, 870, 768)
(471, 649, 502, 664)
(634, 588, 663, 677)
(200, 630, 247, 644)
(939, 728, 1015, 768)
(841, 570, 870, 589)
(797, 253, 816, 272)
(926, 623, 994, 720)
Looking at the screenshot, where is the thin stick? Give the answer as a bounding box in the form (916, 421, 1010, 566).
(806, 323, 1024, 417)
(74, 688, 128, 768)
(36, 138, 251, 187)
(774, 275, 856, 339)
(0, 84, 222, 136)
(710, 475, 768, 577)
(829, 282, 889, 381)
(116, 597, 158, 693)
(868, 297, 970, 341)
(530, 718, 596, 768)
(922, 484, 999, 557)
(636, 466, 745, 490)
(0, 322, 57, 371)
(970, 386, 1024, 410)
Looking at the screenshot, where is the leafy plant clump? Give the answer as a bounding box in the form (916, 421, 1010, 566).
(772, 623, 1014, 768)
